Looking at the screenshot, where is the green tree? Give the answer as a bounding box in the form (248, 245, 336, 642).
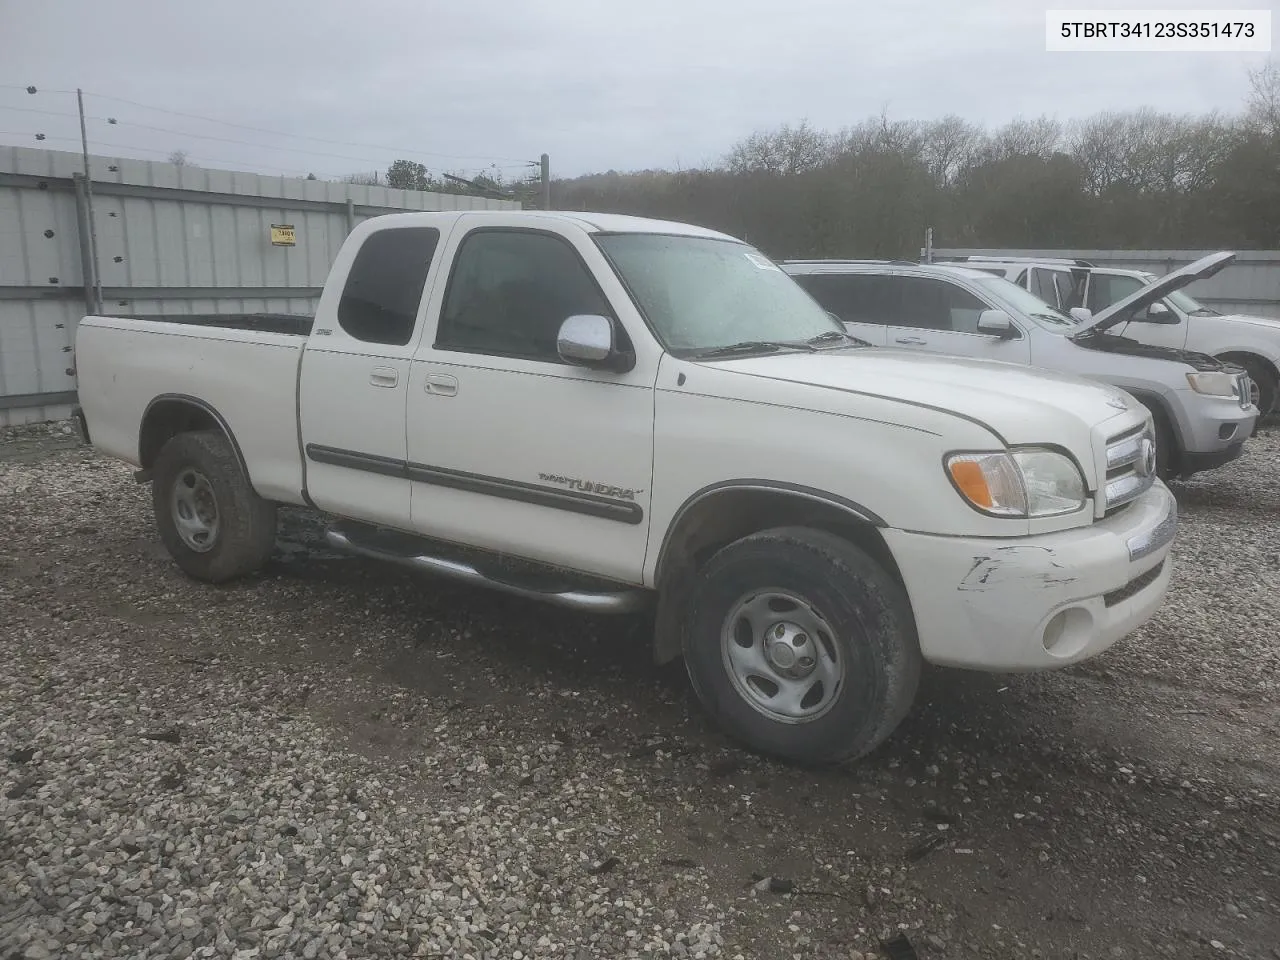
(386, 159, 429, 190)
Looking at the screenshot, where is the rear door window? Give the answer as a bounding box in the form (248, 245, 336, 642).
(337, 227, 440, 346)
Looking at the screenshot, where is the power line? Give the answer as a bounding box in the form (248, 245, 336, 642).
(84, 90, 535, 165)
(0, 84, 75, 95)
(0, 128, 523, 182)
(0, 132, 317, 177)
(0, 103, 536, 172)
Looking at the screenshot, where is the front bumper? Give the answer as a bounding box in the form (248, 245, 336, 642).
(1177, 392, 1257, 460)
(883, 483, 1176, 672)
(1180, 441, 1244, 476)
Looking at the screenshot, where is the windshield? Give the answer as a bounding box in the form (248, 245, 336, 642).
(970, 275, 1079, 331)
(594, 233, 844, 355)
(1136, 272, 1219, 316)
(1166, 289, 1217, 315)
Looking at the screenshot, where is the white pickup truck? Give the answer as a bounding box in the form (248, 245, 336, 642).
(74, 210, 1177, 764)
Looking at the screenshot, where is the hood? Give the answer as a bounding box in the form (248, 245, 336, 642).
(1213, 312, 1280, 332)
(1069, 330, 1225, 371)
(1081, 251, 1236, 333)
(699, 348, 1136, 445)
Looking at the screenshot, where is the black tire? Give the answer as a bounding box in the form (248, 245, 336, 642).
(684, 526, 921, 765)
(151, 430, 277, 583)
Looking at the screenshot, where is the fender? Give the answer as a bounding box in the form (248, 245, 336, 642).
(1122, 388, 1185, 452)
(654, 479, 886, 581)
(137, 393, 251, 485)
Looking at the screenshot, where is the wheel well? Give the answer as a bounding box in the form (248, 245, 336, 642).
(139, 397, 243, 475)
(1217, 351, 1279, 385)
(651, 488, 899, 664)
(1125, 391, 1180, 470)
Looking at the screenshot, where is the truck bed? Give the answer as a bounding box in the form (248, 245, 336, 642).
(75, 314, 309, 505)
(117, 313, 314, 337)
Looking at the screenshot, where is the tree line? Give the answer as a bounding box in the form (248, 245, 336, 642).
(546, 60, 1280, 258)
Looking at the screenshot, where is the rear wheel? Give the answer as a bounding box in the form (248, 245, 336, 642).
(152, 430, 277, 582)
(683, 526, 921, 765)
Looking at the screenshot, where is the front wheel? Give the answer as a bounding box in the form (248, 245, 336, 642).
(152, 430, 277, 583)
(684, 526, 921, 765)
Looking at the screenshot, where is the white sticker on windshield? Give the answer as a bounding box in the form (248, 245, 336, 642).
(744, 252, 781, 271)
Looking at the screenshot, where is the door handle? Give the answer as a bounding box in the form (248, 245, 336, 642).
(370, 366, 399, 388)
(895, 336, 927, 346)
(425, 374, 458, 397)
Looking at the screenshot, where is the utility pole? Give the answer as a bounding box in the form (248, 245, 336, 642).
(540, 153, 551, 210)
(76, 88, 103, 313)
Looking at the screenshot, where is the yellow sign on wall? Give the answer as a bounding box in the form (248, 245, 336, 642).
(270, 224, 296, 246)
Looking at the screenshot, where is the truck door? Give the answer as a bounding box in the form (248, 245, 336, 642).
(298, 226, 443, 528)
(405, 217, 657, 585)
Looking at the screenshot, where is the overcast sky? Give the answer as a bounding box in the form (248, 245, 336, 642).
(1, 0, 1273, 182)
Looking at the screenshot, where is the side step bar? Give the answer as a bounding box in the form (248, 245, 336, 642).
(325, 524, 650, 614)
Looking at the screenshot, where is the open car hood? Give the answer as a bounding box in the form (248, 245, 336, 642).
(1077, 251, 1236, 334)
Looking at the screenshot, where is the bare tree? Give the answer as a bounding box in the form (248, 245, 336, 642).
(920, 115, 984, 186)
(724, 120, 834, 175)
(1068, 112, 1133, 193)
(1246, 58, 1280, 136)
(167, 150, 190, 167)
(986, 116, 1062, 162)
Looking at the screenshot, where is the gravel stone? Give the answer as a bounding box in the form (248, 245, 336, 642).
(1, 419, 1278, 960)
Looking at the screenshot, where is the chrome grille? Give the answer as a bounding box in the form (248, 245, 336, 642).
(1237, 372, 1254, 409)
(1104, 423, 1156, 513)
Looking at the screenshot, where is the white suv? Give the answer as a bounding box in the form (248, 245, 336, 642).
(940, 254, 1280, 415)
(783, 257, 1257, 480)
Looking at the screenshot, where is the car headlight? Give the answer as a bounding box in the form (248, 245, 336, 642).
(946, 448, 1087, 518)
(1185, 372, 1238, 397)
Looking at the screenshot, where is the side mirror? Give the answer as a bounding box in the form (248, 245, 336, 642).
(1070, 307, 1094, 324)
(977, 309, 1018, 339)
(1139, 301, 1179, 324)
(557, 314, 634, 372)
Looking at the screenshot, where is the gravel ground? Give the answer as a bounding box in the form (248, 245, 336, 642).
(1, 421, 1277, 959)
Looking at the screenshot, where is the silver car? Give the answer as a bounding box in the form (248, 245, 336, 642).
(783, 256, 1258, 480)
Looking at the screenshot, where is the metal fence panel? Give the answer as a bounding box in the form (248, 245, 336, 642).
(930, 247, 1280, 319)
(0, 145, 521, 424)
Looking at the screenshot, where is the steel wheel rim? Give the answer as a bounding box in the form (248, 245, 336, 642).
(720, 589, 845, 724)
(170, 468, 219, 553)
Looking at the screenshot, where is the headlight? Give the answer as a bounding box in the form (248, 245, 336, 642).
(1185, 372, 1238, 397)
(946, 449, 1087, 518)
(1012, 449, 1088, 515)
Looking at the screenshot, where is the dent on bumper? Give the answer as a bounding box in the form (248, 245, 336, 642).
(884, 483, 1176, 672)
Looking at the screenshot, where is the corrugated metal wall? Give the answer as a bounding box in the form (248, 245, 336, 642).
(929, 247, 1280, 320)
(0, 146, 521, 426)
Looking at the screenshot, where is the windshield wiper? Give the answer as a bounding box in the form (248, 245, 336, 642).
(684, 340, 815, 360)
(805, 330, 868, 348)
